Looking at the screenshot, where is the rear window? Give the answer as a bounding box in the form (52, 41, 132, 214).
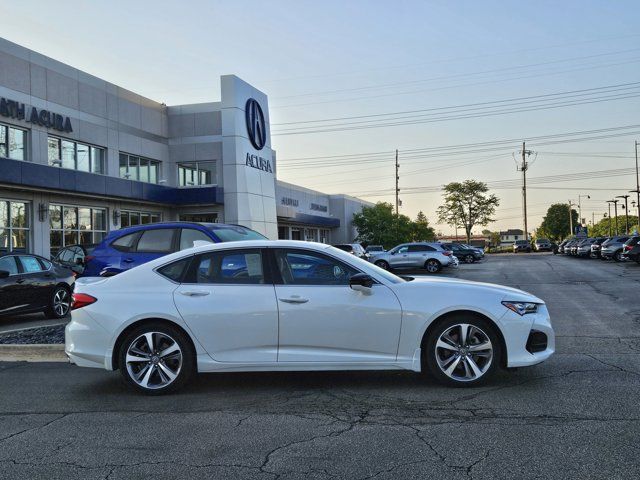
(209, 226, 266, 242)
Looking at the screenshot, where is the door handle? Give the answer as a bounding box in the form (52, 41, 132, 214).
(180, 291, 210, 297)
(15, 278, 25, 284)
(123, 258, 135, 263)
(279, 297, 309, 304)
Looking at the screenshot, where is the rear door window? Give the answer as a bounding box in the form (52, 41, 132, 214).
(111, 233, 140, 252)
(18, 256, 44, 273)
(136, 229, 177, 253)
(0, 256, 18, 275)
(179, 228, 214, 251)
(186, 249, 265, 284)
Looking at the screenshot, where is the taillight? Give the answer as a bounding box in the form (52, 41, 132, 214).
(84, 255, 95, 264)
(442, 251, 452, 256)
(71, 293, 97, 310)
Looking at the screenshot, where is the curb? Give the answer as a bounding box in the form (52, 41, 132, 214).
(0, 344, 67, 362)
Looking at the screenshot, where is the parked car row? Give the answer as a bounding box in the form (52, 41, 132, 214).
(557, 235, 640, 263)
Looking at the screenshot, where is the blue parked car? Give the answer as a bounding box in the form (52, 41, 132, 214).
(81, 222, 266, 277)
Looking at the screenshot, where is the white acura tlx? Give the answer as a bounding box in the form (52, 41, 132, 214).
(65, 240, 554, 394)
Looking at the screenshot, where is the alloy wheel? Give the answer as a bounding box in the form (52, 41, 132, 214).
(435, 323, 493, 382)
(375, 261, 389, 270)
(53, 288, 71, 317)
(426, 260, 440, 273)
(464, 255, 474, 264)
(125, 332, 183, 390)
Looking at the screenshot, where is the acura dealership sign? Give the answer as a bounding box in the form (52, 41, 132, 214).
(245, 98, 266, 150)
(0, 97, 73, 133)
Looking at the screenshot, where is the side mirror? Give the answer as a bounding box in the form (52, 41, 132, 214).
(0, 270, 9, 279)
(349, 273, 374, 294)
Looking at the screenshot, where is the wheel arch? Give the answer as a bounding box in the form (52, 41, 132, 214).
(111, 318, 197, 371)
(419, 309, 508, 368)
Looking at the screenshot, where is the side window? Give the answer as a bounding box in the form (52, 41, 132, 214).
(157, 257, 191, 283)
(187, 249, 264, 284)
(396, 246, 409, 254)
(40, 259, 52, 270)
(111, 233, 139, 252)
(0, 256, 18, 275)
(18, 256, 44, 273)
(179, 228, 213, 251)
(408, 245, 435, 252)
(275, 249, 359, 286)
(137, 229, 176, 253)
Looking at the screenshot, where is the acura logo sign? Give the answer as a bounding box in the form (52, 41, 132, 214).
(245, 98, 266, 150)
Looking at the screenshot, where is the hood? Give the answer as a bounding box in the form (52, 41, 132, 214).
(401, 276, 544, 303)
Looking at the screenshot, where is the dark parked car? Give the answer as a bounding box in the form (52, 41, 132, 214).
(556, 240, 569, 254)
(0, 253, 75, 318)
(621, 236, 640, 260)
(53, 244, 96, 275)
(82, 222, 266, 277)
(439, 242, 483, 263)
(513, 240, 531, 253)
(575, 238, 597, 258)
(534, 238, 552, 252)
(590, 237, 609, 259)
(627, 243, 640, 264)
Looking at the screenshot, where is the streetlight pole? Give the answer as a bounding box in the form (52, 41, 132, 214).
(606, 201, 613, 236)
(636, 141, 640, 231)
(607, 200, 619, 235)
(578, 194, 590, 225)
(616, 195, 630, 234)
(568, 200, 576, 237)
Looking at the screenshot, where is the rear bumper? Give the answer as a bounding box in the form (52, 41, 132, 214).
(65, 310, 112, 370)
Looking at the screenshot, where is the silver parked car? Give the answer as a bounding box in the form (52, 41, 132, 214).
(600, 235, 631, 262)
(369, 242, 455, 273)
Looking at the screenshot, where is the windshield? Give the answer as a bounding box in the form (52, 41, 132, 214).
(209, 225, 267, 242)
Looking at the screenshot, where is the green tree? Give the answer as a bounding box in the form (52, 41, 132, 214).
(538, 204, 578, 241)
(436, 180, 499, 243)
(590, 215, 639, 237)
(352, 202, 413, 248)
(411, 211, 435, 242)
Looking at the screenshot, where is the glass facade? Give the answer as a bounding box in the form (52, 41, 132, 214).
(120, 210, 161, 228)
(178, 161, 216, 186)
(48, 136, 104, 173)
(0, 123, 26, 161)
(119, 153, 160, 183)
(49, 204, 107, 253)
(0, 200, 30, 253)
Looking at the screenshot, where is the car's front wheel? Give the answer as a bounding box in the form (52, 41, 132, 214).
(119, 323, 195, 395)
(463, 254, 475, 264)
(424, 259, 442, 273)
(424, 315, 501, 387)
(46, 285, 71, 319)
(375, 260, 390, 270)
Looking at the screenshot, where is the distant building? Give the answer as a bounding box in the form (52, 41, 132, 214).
(500, 229, 525, 245)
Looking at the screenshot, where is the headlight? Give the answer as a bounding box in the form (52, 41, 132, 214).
(502, 301, 538, 316)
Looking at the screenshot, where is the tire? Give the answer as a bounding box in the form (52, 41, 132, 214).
(45, 285, 71, 319)
(375, 260, 390, 270)
(613, 250, 623, 262)
(423, 314, 502, 387)
(424, 259, 442, 273)
(463, 254, 475, 264)
(118, 322, 195, 395)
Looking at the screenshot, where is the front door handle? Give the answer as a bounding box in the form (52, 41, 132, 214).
(15, 278, 25, 284)
(279, 297, 309, 304)
(180, 291, 210, 297)
(123, 258, 135, 263)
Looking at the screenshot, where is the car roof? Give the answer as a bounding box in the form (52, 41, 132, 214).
(105, 222, 260, 238)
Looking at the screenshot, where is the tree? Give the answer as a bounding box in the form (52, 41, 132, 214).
(589, 215, 639, 237)
(411, 211, 435, 242)
(436, 180, 499, 243)
(352, 203, 435, 248)
(538, 204, 578, 241)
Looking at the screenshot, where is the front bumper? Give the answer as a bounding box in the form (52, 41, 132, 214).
(499, 304, 555, 368)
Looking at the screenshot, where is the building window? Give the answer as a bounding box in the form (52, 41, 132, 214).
(0, 123, 26, 161)
(48, 136, 104, 173)
(178, 161, 216, 186)
(119, 153, 160, 183)
(0, 200, 30, 253)
(49, 205, 107, 254)
(120, 210, 161, 228)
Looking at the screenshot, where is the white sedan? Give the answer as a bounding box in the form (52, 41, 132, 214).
(65, 240, 554, 394)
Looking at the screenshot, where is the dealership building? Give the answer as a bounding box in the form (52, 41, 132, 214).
(0, 38, 371, 257)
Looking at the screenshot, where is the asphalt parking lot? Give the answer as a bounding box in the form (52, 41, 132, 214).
(1, 253, 640, 480)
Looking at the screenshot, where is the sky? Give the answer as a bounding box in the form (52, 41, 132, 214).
(1, 0, 639, 235)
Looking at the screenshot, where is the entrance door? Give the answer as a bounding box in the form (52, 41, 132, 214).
(291, 229, 302, 240)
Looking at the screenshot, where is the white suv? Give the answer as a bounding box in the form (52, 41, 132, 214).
(369, 242, 455, 273)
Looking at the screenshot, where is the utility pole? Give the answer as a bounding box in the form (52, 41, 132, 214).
(517, 142, 534, 240)
(395, 149, 399, 216)
(568, 200, 575, 237)
(607, 199, 619, 235)
(616, 195, 630, 234)
(607, 202, 612, 236)
(634, 141, 640, 231)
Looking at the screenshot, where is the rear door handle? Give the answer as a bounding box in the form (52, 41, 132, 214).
(15, 278, 25, 284)
(123, 258, 135, 263)
(180, 291, 210, 297)
(279, 297, 309, 304)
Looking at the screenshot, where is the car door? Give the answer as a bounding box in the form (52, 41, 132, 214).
(16, 255, 53, 310)
(272, 248, 402, 363)
(407, 244, 435, 267)
(0, 256, 24, 314)
(389, 245, 411, 268)
(173, 248, 278, 362)
(124, 228, 178, 271)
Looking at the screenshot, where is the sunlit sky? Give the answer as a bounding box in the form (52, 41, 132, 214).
(2, 0, 640, 235)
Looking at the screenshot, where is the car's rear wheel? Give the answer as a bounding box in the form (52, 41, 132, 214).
(45, 285, 71, 319)
(119, 323, 194, 395)
(463, 254, 475, 264)
(424, 259, 441, 273)
(375, 260, 390, 270)
(424, 315, 501, 387)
